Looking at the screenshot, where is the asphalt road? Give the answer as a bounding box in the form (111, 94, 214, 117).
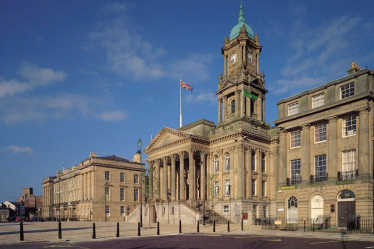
(2, 234, 374, 249)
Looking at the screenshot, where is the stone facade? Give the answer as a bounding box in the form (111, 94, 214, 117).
(42, 152, 144, 221)
(143, 4, 374, 228)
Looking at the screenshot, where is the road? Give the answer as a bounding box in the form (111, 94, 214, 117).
(2, 234, 374, 249)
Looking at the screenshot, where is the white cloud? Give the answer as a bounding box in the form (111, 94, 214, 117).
(273, 13, 363, 94)
(170, 54, 213, 82)
(0, 61, 67, 98)
(4, 145, 33, 156)
(185, 92, 216, 104)
(0, 93, 127, 124)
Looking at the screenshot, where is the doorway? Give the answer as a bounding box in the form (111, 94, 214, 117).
(337, 190, 356, 227)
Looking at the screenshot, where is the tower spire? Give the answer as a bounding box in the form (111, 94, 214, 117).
(238, 2, 245, 24)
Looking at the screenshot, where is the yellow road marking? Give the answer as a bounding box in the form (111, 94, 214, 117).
(264, 239, 282, 242)
(235, 237, 248, 238)
(310, 241, 340, 245)
(204, 235, 221, 237)
(43, 245, 73, 248)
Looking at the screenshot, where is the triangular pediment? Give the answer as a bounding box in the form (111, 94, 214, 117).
(144, 127, 189, 153)
(221, 78, 236, 90)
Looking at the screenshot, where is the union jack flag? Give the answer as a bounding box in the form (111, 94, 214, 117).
(180, 79, 193, 92)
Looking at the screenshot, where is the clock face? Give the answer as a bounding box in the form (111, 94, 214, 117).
(247, 53, 253, 63)
(230, 53, 238, 64)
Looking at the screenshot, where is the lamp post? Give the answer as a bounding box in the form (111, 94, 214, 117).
(167, 191, 171, 224)
(137, 139, 143, 227)
(229, 184, 231, 224)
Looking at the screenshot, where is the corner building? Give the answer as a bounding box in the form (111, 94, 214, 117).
(144, 4, 374, 228)
(42, 152, 144, 221)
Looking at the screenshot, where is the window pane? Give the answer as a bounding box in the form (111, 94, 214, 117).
(288, 102, 299, 116)
(341, 82, 354, 99)
(343, 115, 356, 136)
(312, 93, 324, 108)
(315, 124, 326, 142)
(291, 130, 301, 148)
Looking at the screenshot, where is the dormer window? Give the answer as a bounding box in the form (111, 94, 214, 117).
(340, 82, 354, 99)
(312, 93, 324, 108)
(288, 102, 298, 116)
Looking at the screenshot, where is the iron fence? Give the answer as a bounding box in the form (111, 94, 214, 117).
(261, 217, 331, 232)
(347, 216, 374, 234)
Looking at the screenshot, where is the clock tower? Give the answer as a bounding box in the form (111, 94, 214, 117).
(217, 4, 267, 124)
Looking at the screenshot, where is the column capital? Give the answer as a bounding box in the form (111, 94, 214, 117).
(357, 106, 371, 115)
(326, 116, 338, 122)
(187, 149, 196, 157)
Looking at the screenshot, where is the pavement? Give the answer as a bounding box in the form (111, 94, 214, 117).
(1, 221, 374, 245)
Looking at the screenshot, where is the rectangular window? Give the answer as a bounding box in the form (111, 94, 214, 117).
(105, 187, 110, 200)
(224, 180, 230, 196)
(120, 188, 125, 201)
(315, 123, 326, 143)
(288, 102, 299, 116)
(262, 181, 266, 197)
(263, 206, 267, 218)
(252, 179, 256, 196)
(314, 154, 327, 182)
(290, 159, 301, 185)
(251, 151, 256, 171)
(120, 206, 125, 216)
(261, 154, 266, 173)
(253, 204, 258, 218)
(134, 174, 139, 184)
(224, 155, 230, 172)
(290, 130, 301, 148)
(105, 206, 110, 216)
(214, 181, 219, 197)
(312, 93, 324, 108)
(341, 82, 354, 99)
(223, 205, 229, 214)
(105, 171, 110, 181)
(134, 189, 139, 202)
(343, 115, 356, 137)
(214, 157, 219, 174)
(120, 173, 125, 183)
(342, 150, 356, 180)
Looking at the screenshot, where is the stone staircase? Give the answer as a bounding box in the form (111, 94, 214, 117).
(204, 208, 229, 224)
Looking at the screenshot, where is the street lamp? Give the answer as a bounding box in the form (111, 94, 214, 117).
(137, 139, 143, 227)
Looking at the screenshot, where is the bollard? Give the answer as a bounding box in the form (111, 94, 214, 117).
(227, 221, 230, 232)
(58, 221, 62, 239)
(137, 222, 141, 236)
(241, 218, 244, 231)
(157, 221, 160, 235)
(197, 220, 199, 233)
(20, 222, 24, 241)
(116, 222, 119, 237)
(213, 220, 216, 232)
(179, 220, 182, 233)
(92, 223, 96, 239)
(304, 220, 306, 232)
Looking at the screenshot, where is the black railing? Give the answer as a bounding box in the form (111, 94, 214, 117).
(262, 217, 331, 231)
(310, 173, 328, 183)
(338, 169, 358, 181)
(286, 176, 302, 186)
(347, 216, 374, 233)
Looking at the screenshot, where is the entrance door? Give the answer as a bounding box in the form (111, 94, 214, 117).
(338, 201, 355, 227)
(152, 205, 157, 223)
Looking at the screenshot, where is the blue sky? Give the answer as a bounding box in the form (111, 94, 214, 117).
(1, 0, 373, 202)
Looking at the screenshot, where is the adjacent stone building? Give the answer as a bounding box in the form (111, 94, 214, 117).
(42, 151, 144, 221)
(142, 4, 374, 229)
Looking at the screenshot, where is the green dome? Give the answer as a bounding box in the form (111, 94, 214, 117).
(229, 4, 254, 41)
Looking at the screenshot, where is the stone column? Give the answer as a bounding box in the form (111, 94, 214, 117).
(188, 150, 195, 201)
(179, 152, 185, 201)
(200, 152, 206, 201)
(278, 129, 287, 185)
(218, 98, 222, 123)
(262, 98, 266, 121)
(235, 89, 239, 117)
(163, 157, 169, 200)
(237, 145, 245, 199)
(155, 159, 160, 199)
(358, 107, 371, 176)
(223, 96, 227, 121)
(301, 124, 310, 183)
(171, 155, 177, 201)
(327, 117, 338, 179)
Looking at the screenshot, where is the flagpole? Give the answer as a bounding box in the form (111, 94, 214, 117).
(180, 78, 182, 128)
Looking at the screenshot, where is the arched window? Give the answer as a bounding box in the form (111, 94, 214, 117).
(224, 153, 230, 172)
(214, 156, 219, 174)
(287, 196, 298, 223)
(251, 151, 256, 171)
(231, 100, 235, 114)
